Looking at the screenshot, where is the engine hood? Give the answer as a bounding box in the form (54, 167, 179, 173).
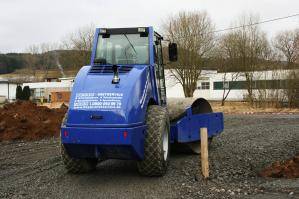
(67, 65, 151, 127)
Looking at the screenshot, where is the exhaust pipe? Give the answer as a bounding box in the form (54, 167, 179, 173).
(112, 65, 120, 84)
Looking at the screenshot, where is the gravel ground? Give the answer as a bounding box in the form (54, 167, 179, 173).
(0, 114, 298, 199)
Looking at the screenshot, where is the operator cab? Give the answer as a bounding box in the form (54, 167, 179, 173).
(91, 27, 177, 106)
(94, 28, 150, 65)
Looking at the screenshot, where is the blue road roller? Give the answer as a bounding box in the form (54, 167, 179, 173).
(60, 27, 224, 176)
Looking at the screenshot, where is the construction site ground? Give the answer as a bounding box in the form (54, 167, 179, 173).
(211, 101, 299, 114)
(0, 113, 298, 199)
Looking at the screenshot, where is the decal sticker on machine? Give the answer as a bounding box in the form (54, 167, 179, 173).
(74, 92, 123, 109)
(140, 72, 149, 108)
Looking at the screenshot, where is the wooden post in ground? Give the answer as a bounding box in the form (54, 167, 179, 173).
(200, 127, 209, 179)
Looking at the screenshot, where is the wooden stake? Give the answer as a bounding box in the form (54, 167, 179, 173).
(200, 127, 209, 178)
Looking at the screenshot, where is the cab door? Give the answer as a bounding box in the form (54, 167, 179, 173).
(154, 35, 167, 106)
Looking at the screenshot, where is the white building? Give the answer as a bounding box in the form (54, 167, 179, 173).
(22, 77, 74, 102)
(0, 78, 19, 102)
(166, 69, 298, 101)
(9, 69, 296, 103)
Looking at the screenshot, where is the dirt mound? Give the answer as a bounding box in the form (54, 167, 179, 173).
(0, 101, 67, 141)
(259, 154, 299, 178)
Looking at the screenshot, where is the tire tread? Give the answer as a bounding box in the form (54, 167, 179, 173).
(137, 105, 170, 176)
(61, 144, 97, 174)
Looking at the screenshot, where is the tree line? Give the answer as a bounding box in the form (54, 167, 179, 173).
(0, 53, 25, 74)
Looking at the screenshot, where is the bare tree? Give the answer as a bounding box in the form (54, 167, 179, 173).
(163, 11, 215, 97)
(217, 33, 241, 106)
(228, 14, 270, 106)
(285, 71, 299, 107)
(273, 29, 299, 67)
(24, 45, 39, 77)
(62, 24, 95, 69)
(39, 43, 59, 78)
(221, 72, 240, 106)
(273, 29, 299, 107)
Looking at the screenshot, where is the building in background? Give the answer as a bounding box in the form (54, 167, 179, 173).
(0, 78, 19, 102)
(166, 69, 298, 101)
(50, 91, 71, 103)
(2, 69, 295, 104)
(22, 77, 74, 103)
(165, 70, 217, 98)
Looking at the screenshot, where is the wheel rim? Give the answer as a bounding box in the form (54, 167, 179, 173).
(162, 127, 169, 161)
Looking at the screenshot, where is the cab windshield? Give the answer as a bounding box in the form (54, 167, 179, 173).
(95, 34, 149, 65)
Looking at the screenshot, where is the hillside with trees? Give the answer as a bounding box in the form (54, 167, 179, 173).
(0, 25, 94, 76)
(0, 53, 25, 74)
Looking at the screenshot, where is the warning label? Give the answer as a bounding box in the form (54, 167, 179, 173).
(73, 92, 123, 110)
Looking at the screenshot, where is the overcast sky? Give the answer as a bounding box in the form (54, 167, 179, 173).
(0, 0, 298, 53)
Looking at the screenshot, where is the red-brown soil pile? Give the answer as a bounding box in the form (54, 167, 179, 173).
(260, 154, 299, 178)
(0, 101, 67, 141)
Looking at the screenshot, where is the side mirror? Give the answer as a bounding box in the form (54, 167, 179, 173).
(168, 43, 178, 62)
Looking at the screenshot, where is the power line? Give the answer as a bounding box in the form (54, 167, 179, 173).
(167, 13, 299, 40)
(212, 13, 299, 34)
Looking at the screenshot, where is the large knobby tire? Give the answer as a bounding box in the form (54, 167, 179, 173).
(60, 113, 98, 173)
(137, 105, 170, 176)
(61, 144, 98, 174)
